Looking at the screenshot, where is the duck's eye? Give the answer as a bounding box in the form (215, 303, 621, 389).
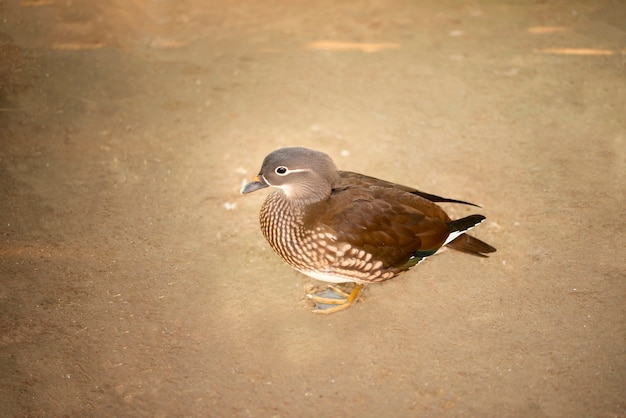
(275, 166, 288, 175)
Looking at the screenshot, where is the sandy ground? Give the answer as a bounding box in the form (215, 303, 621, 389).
(1, 0, 625, 416)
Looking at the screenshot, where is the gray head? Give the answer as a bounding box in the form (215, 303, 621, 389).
(241, 147, 340, 204)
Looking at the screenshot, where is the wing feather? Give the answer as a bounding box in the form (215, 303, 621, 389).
(305, 186, 451, 269)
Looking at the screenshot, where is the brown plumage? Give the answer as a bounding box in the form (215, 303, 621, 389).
(241, 147, 495, 313)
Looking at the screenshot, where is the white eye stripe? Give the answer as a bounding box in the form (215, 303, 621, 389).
(274, 167, 311, 176)
(262, 168, 310, 187)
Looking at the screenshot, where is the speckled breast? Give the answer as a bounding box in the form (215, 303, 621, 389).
(259, 192, 397, 284)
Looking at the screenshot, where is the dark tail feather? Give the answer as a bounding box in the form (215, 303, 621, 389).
(447, 214, 486, 233)
(446, 234, 496, 257)
(445, 214, 496, 257)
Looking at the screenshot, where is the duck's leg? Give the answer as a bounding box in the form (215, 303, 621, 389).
(307, 284, 364, 314)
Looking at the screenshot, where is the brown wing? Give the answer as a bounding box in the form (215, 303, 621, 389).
(337, 171, 480, 208)
(306, 186, 451, 269)
(331, 172, 496, 260)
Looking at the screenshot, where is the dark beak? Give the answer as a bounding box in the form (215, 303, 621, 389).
(240, 175, 269, 194)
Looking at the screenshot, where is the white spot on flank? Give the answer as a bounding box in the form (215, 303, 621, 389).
(341, 244, 352, 254)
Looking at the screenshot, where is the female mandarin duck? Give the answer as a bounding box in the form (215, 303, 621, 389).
(241, 147, 495, 313)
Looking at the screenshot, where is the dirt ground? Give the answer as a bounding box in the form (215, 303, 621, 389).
(1, 0, 624, 416)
